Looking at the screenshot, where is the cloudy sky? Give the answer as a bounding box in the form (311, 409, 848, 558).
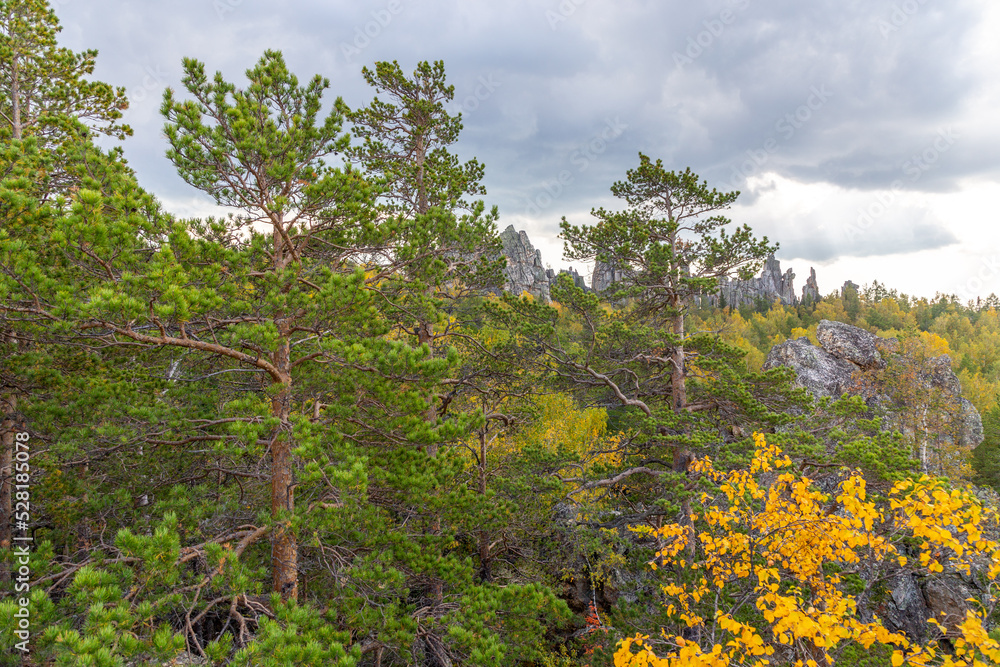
(54, 0, 1000, 302)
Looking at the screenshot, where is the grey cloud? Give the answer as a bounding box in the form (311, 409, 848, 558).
(763, 207, 959, 262)
(53, 0, 998, 265)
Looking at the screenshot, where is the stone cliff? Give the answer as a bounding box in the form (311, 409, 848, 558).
(499, 225, 587, 300)
(764, 319, 989, 643)
(764, 319, 983, 450)
(499, 225, 552, 300)
(716, 254, 824, 308)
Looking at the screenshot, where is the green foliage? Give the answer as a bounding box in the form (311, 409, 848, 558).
(232, 597, 355, 667)
(4, 4, 997, 663)
(0, 0, 131, 144)
(973, 404, 1000, 493)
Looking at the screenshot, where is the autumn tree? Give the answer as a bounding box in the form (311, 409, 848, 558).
(614, 433, 1000, 667)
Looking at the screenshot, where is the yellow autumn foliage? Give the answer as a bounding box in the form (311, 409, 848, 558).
(614, 434, 1000, 667)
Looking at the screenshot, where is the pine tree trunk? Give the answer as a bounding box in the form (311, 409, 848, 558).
(270, 220, 297, 601)
(10, 35, 23, 141)
(671, 309, 686, 411)
(270, 332, 297, 601)
(417, 322, 445, 603)
(668, 291, 695, 562)
(11, 61, 22, 141)
(413, 133, 444, 596)
(7, 5, 23, 143)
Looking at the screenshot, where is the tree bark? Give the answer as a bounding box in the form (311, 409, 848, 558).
(668, 269, 695, 562)
(270, 218, 297, 601)
(671, 309, 686, 411)
(270, 329, 297, 601)
(7, 6, 23, 142)
(11, 54, 22, 141)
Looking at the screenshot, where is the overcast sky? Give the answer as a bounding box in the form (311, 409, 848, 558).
(54, 0, 1000, 302)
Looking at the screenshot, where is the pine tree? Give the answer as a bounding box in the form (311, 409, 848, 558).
(0, 0, 130, 572)
(155, 49, 383, 601)
(551, 156, 782, 521)
(561, 153, 775, 418)
(342, 59, 501, 602)
(342, 59, 503, 349)
(0, 0, 130, 144)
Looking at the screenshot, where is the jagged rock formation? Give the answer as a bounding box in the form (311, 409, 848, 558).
(592, 259, 628, 293)
(498, 228, 825, 307)
(499, 225, 593, 300)
(764, 319, 983, 449)
(712, 254, 822, 309)
(499, 225, 552, 300)
(551, 266, 588, 291)
(802, 267, 820, 304)
(719, 255, 797, 307)
(841, 280, 860, 296)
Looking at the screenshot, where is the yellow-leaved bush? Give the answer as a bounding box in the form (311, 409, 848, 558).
(615, 434, 1000, 667)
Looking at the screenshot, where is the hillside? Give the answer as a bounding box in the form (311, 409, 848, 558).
(4, 5, 1000, 665)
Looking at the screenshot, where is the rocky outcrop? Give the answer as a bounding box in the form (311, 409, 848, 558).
(765, 320, 984, 450)
(802, 267, 820, 304)
(841, 280, 860, 297)
(767, 320, 990, 643)
(500, 225, 552, 300)
(499, 225, 594, 300)
(922, 576, 975, 633)
(715, 254, 819, 309)
(925, 354, 963, 396)
(815, 320, 885, 369)
(879, 573, 930, 643)
(592, 259, 628, 293)
(879, 573, 981, 642)
(764, 336, 858, 399)
(555, 266, 588, 291)
(959, 398, 985, 448)
(499, 229, 823, 307)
